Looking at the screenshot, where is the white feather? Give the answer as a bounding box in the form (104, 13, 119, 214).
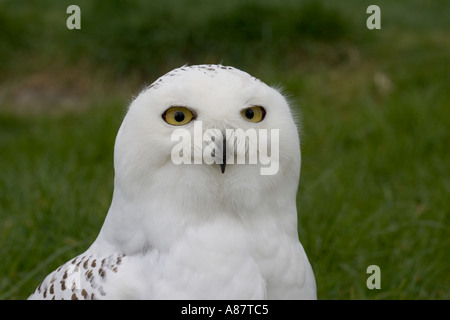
(28, 65, 316, 300)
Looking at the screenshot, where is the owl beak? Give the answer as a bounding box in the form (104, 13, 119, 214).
(220, 136, 226, 174)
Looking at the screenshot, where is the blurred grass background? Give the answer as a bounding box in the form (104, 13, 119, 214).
(0, 0, 449, 299)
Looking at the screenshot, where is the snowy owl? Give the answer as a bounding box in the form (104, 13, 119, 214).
(28, 64, 316, 300)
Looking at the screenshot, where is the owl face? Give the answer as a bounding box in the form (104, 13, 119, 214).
(113, 65, 300, 212)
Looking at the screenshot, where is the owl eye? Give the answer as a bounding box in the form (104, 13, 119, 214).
(162, 107, 196, 126)
(241, 106, 266, 123)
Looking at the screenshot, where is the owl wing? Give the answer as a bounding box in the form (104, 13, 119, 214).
(28, 252, 126, 300)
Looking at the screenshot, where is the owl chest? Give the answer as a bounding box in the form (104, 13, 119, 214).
(143, 229, 300, 299)
(143, 232, 266, 299)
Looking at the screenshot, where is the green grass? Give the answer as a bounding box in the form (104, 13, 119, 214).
(1, 0, 449, 299)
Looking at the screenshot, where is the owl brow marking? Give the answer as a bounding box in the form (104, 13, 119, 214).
(146, 64, 262, 90)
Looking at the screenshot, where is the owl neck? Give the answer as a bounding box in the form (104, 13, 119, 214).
(93, 165, 300, 255)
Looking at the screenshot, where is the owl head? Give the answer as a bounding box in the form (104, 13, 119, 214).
(111, 65, 301, 217)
